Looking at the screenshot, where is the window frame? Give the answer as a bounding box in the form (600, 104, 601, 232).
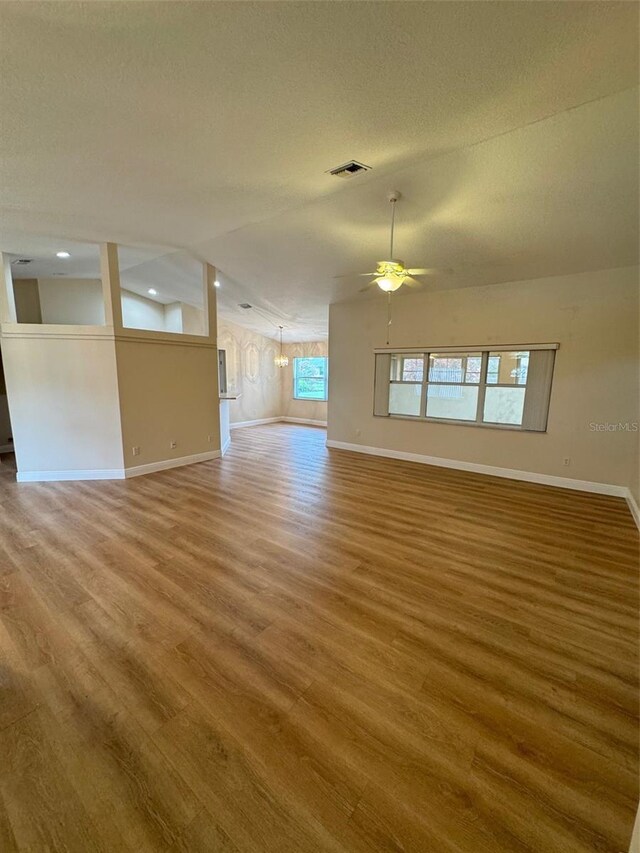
(293, 356, 329, 402)
(375, 345, 557, 432)
(388, 353, 426, 416)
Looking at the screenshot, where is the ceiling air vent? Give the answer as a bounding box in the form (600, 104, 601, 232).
(327, 160, 372, 179)
(238, 303, 252, 309)
(12, 258, 33, 265)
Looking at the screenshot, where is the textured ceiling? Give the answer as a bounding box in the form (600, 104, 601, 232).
(0, 1, 638, 341)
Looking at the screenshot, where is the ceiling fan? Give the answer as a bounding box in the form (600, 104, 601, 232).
(337, 190, 449, 293)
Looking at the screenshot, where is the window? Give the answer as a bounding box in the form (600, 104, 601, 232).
(293, 357, 328, 401)
(374, 346, 556, 431)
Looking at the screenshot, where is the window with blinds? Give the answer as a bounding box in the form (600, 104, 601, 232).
(373, 346, 557, 431)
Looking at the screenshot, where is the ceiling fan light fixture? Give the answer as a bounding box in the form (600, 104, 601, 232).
(376, 274, 404, 292)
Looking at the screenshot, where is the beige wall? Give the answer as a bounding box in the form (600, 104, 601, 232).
(121, 289, 166, 332)
(216, 320, 328, 425)
(217, 319, 281, 424)
(328, 266, 639, 497)
(182, 302, 206, 335)
(115, 339, 219, 467)
(13, 279, 42, 323)
(123, 296, 205, 335)
(280, 340, 328, 423)
(14, 275, 203, 335)
(38, 278, 105, 325)
(112, 254, 220, 469)
(0, 248, 221, 480)
(0, 349, 11, 448)
(1, 333, 124, 474)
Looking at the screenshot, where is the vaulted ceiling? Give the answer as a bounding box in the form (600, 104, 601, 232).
(0, 2, 637, 340)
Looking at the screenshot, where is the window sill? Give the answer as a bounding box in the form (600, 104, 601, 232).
(377, 413, 545, 433)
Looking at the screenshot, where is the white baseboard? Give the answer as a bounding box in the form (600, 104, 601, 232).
(326, 439, 634, 503)
(626, 491, 640, 531)
(124, 450, 220, 478)
(221, 436, 231, 456)
(17, 468, 127, 483)
(230, 416, 327, 430)
(17, 450, 221, 483)
(282, 417, 327, 427)
(230, 417, 281, 429)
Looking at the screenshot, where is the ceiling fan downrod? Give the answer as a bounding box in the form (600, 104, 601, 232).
(388, 190, 401, 259)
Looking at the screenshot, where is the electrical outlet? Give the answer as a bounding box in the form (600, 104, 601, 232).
(207, 434, 213, 443)
(132, 446, 140, 457)
(563, 457, 571, 466)
(355, 428, 361, 437)
(170, 440, 177, 449)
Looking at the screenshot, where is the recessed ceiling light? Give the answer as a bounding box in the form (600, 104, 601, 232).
(214, 280, 220, 288)
(56, 251, 71, 258)
(148, 288, 157, 296)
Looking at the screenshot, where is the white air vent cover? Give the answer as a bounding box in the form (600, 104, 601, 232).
(12, 258, 32, 265)
(327, 160, 372, 179)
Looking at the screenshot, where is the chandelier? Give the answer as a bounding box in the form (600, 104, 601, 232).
(274, 325, 289, 368)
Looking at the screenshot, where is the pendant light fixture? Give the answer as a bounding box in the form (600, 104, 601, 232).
(274, 325, 289, 368)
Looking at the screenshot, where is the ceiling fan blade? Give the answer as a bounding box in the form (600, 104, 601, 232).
(406, 267, 453, 276)
(334, 272, 378, 279)
(359, 282, 375, 293)
(404, 276, 425, 288)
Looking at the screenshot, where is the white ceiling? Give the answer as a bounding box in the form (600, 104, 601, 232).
(0, 2, 637, 341)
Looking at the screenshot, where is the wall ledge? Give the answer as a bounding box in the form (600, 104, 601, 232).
(326, 439, 639, 528)
(0, 324, 216, 348)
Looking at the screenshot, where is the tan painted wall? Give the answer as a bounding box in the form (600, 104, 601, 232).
(216, 321, 328, 425)
(17, 275, 201, 334)
(0, 349, 11, 447)
(280, 341, 328, 423)
(217, 319, 281, 424)
(121, 290, 166, 332)
(38, 278, 106, 325)
(182, 303, 206, 335)
(112, 256, 220, 469)
(115, 339, 219, 467)
(328, 266, 639, 496)
(1, 333, 124, 473)
(0, 249, 221, 479)
(13, 279, 42, 323)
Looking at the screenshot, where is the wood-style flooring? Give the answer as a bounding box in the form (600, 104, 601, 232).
(0, 424, 638, 852)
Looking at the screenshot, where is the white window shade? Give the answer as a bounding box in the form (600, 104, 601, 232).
(373, 345, 557, 432)
(521, 348, 556, 431)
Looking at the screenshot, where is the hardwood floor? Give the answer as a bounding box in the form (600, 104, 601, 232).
(0, 423, 637, 852)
